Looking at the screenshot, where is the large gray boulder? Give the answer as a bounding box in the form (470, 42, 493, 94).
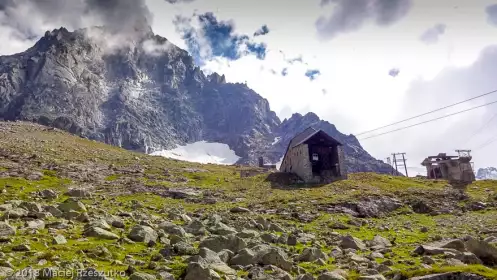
(184, 219, 207, 236)
(247, 265, 291, 280)
(128, 225, 158, 243)
(2, 208, 28, 219)
(197, 248, 236, 276)
(159, 221, 186, 237)
(84, 227, 119, 240)
(340, 235, 366, 250)
(65, 188, 93, 198)
(199, 234, 246, 253)
(465, 237, 497, 265)
(0, 222, 16, 236)
(317, 271, 345, 280)
(184, 261, 220, 280)
(58, 198, 87, 213)
(230, 244, 292, 271)
(296, 247, 327, 262)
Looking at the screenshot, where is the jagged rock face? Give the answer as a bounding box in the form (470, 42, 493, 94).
(476, 167, 497, 180)
(0, 27, 279, 158)
(0, 26, 393, 173)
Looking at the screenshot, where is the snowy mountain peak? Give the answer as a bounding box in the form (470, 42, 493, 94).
(476, 167, 497, 180)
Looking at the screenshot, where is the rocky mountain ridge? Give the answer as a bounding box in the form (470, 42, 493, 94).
(0, 26, 394, 174)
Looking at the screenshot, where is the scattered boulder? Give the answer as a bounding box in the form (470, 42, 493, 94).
(432, 239, 466, 252)
(184, 261, 220, 280)
(106, 215, 125, 229)
(53, 235, 67, 245)
(230, 206, 251, 213)
(129, 272, 157, 280)
(237, 229, 259, 239)
(413, 245, 460, 256)
(40, 189, 58, 199)
(340, 235, 366, 250)
(174, 241, 198, 255)
(184, 220, 207, 236)
(58, 198, 87, 213)
(198, 248, 236, 275)
(19, 201, 43, 212)
(230, 244, 292, 271)
(457, 252, 482, 265)
(159, 221, 186, 237)
(317, 271, 346, 280)
(12, 244, 30, 251)
(65, 188, 93, 198)
(247, 265, 292, 280)
(2, 208, 28, 219)
(199, 234, 246, 253)
(465, 237, 497, 265)
(128, 225, 158, 244)
(369, 235, 392, 249)
(297, 247, 327, 262)
(0, 222, 16, 236)
(260, 247, 292, 271)
(208, 222, 237, 235)
(45, 206, 63, 218)
(26, 220, 45, 230)
(84, 227, 119, 240)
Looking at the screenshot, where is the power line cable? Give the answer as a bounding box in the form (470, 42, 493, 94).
(355, 88, 497, 136)
(461, 108, 497, 146)
(474, 134, 497, 151)
(359, 100, 497, 141)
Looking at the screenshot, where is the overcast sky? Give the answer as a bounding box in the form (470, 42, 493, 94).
(2, 0, 497, 175)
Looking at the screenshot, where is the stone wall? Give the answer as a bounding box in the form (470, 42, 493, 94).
(338, 146, 347, 180)
(281, 144, 347, 183)
(280, 144, 313, 182)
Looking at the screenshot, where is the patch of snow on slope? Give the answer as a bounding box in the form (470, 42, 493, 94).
(150, 141, 241, 165)
(273, 156, 284, 170)
(272, 137, 281, 145)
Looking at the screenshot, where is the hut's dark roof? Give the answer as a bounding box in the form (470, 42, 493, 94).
(288, 127, 342, 148)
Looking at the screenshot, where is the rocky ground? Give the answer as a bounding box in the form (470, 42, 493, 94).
(0, 121, 497, 280)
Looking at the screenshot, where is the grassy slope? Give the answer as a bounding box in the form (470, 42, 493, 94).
(0, 121, 496, 279)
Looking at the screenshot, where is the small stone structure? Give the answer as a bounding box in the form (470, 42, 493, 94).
(421, 152, 475, 184)
(280, 127, 347, 183)
(258, 157, 276, 169)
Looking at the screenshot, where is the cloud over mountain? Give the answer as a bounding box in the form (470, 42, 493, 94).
(174, 12, 267, 64)
(420, 23, 446, 45)
(0, 0, 152, 54)
(254, 25, 270, 36)
(316, 0, 411, 40)
(486, 4, 497, 26)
